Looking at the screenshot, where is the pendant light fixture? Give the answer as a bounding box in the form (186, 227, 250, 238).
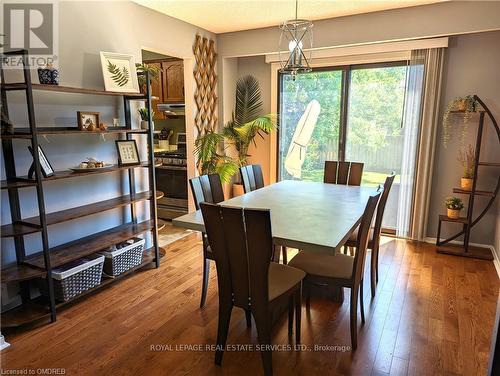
(279, 0, 313, 78)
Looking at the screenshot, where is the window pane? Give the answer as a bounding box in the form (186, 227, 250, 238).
(279, 70, 342, 181)
(345, 65, 407, 229)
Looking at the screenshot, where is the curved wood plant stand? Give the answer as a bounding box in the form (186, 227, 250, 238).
(436, 95, 499, 260)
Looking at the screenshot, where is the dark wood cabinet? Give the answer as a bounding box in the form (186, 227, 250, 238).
(144, 59, 184, 120)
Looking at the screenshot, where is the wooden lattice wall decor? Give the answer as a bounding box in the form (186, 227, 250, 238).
(193, 34, 218, 137)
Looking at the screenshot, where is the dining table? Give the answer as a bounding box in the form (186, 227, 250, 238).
(173, 180, 376, 302)
(173, 180, 376, 254)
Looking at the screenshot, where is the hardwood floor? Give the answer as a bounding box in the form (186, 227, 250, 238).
(2, 235, 498, 375)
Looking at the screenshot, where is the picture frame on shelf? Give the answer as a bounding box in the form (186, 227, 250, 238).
(28, 145, 55, 178)
(115, 140, 140, 166)
(77, 111, 100, 131)
(99, 52, 140, 93)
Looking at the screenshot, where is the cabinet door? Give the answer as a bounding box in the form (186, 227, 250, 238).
(162, 61, 184, 103)
(147, 62, 164, 119)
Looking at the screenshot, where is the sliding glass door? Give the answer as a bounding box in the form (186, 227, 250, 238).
(278, 61, 416, 232)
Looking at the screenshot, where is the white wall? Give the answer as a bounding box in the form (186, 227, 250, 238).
(1, 1, 214, 265)
(427, 31, 500, 248)
(218, 1, 500, 58)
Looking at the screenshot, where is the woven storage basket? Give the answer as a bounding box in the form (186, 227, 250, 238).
(51, 254, 104, 302)
(100, 237, 145, 277)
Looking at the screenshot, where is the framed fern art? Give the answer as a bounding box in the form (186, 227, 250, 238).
(99, 52, 139, 93)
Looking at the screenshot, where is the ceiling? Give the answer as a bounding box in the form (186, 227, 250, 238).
(133, 0, 446, 34)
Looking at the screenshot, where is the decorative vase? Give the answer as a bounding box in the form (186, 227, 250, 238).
(447, 208, 461, 219)
(37, 67, 59, 85)
(232, 183, 244, 197)
(141, 120, 153, 129)
(460, 177, 473, 190)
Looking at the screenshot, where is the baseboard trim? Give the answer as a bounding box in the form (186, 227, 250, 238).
(423, 237, 500, 278)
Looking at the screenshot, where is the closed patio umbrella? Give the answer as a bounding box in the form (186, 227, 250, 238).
(284, 99, 321, 178)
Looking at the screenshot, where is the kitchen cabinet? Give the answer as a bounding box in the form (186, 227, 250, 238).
(162, 60, 184, 103)
(144, 59, 184, 120)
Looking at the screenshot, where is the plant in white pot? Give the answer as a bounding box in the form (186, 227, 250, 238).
(457, 144, 475, 190)
(138, 108, 154, 130)
(194, 75, 276, 195)
(444, 196, 464, 219)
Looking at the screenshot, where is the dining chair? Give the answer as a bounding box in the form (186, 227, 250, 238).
(324, 161, 364, 186)
(344, 174, 396, 298)
(288, 192, 381, 350)
(240, 164, 265, 193)
(240, 164, 289, 265)
(200, 203, 305, 376)
(189, 173, 225, 308)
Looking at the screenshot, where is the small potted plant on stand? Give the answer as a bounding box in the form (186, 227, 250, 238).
(444, 196, 464, 219)
(457, 144, 475, 190)
(138, 108, 154, 130)
(442, 95, 479, 147)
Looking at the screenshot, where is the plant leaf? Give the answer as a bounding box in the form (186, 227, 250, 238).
(234, 75, 263, 126)
(107, 60, 129, 87)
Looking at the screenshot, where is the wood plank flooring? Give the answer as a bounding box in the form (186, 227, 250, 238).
(2, 235, 498, 375)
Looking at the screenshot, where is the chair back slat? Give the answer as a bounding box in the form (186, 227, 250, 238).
(337, 162, 350, 185)
(324, 160, 364, 186)
(240, 166, 251, 193)
(189, 177, 205, 210)
(253, 165, 265, 189)
(220, 206, 251, 308)
(372, 174, 396, 246)
(209, 174, 225, 203)
(324, 161, 338, 184)
(240, 164, 265, 193)
(199, 203, 233, 305)
(200, 175, 213, 203)
(244, 208, 273, 308)
(348, 162, 364, 186)
(189, 173, 225, 210)
(353, 193, 381, 284)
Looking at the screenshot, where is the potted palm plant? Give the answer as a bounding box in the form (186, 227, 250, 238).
(444, 196, 464, 219)
(194, 75, 276, 195)
(457, 144, 475, 190)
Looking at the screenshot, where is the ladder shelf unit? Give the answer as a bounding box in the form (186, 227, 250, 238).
(0, 50, 162, 329)
(436, 95, 500, 260)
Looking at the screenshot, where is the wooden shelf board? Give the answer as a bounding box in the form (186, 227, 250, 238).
(2, 83, 28, 91)
(12, 162, 150, 184)
(5, 127, 148, 136)
(452, 188, 494, 196)
(0, 300, 51, 329)
(1, 133, 32, 139)
(437, 243, 493, 260)
(478, 161, 500, 167)
(1, 247, 165, 328)
(1, 263, 46, 283)
(22, 191, 152, 227)
(24, 220, 154, 269)
(1, 222, 41, 238)
(31, 83, 147, 98)
(438, 214, 468, 224)
(55, 246, 165, 307)
(0, 178, 37, 190)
